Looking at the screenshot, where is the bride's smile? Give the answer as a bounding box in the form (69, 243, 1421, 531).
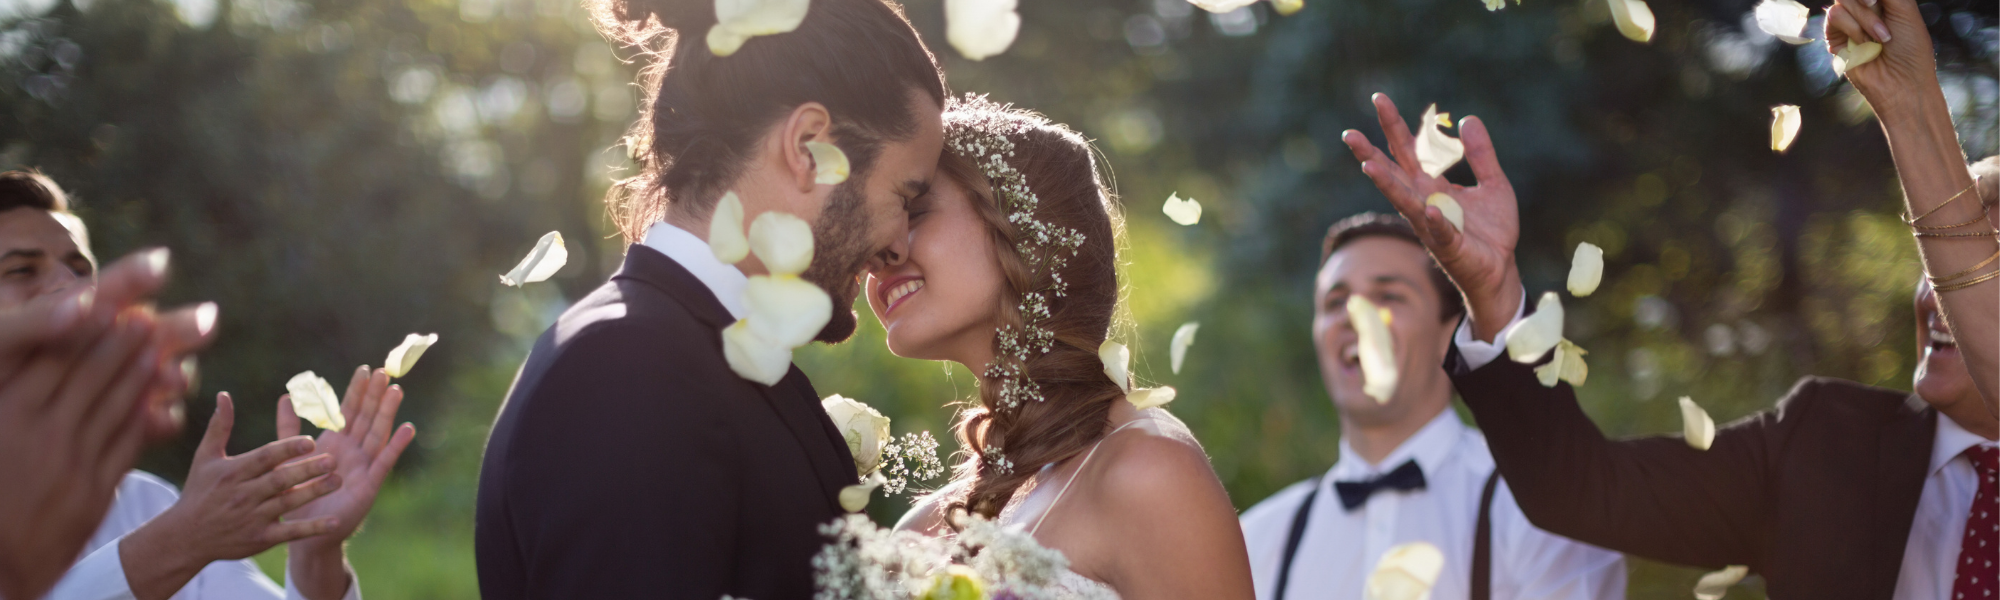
(865, 171, 1005, 364)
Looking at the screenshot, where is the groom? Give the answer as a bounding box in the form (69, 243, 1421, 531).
(474, 1, 945, 598)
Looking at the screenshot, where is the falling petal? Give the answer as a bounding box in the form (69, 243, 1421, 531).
(1170, 322, 1200, 374)
(384, 333, 438, 379)
(1679, 396, 1717, 451)
(1770, 105, 1802, 153)
(1364, 542, 1445, 600)
(723, 319, 792, 386)
(745, 275, 833, 348)
(1558, 339, 1588, 386)
(1162, 192, 1203, 226)
(1100, 340, 1132, 394)
(1754, 0, 1814, 44)
(1271, 0, 1304, 15)
(1607, 0, 1656, 43)
(1188, 0, 1260, 12)
(823, 395, 892, 475)
(706, 0, 810, 57)
(710, 192, 750, 264)
(285, 370, 345, 432)
(1414, 104, 1464, 178)
(1568, 242, 1604, 297)
(946, 0, 1020, 61)
(1347, 296, 1400, 404)
(1534, 341, 1567, 387)
(1694, 565, 1750, 600)
(749, 211, 815, 276)
(1425, 193, 1465, 232)
(499, 231, 568, 286)
(839, 473, 887, 513)
(804, 141, 850, 185)
(1482, 0, 1505, 11)
(1831, 41, 1882, 77)
(1503, 292, 1565, 363)
(1128, 386, 1178, 410)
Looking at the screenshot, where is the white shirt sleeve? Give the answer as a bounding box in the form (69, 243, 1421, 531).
(1453, 289, 1530, 371)
(282, 564, 362, 600)
(1489, 480, 1629, 600)
(43, 540, 134, 600)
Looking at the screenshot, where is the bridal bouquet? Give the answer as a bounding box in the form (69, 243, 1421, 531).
(812, 511, 1086, 600)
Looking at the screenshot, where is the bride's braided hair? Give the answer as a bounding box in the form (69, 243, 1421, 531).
(936, 97, 1126, 520)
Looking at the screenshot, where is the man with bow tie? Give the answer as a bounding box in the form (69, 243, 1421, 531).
(1238, 213, 1626, 600)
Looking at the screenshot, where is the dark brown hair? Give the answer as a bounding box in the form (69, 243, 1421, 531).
(0, 170, 72, 214)
(1321, 212, 1464, 322)
(935, 102, 1124, 519)
(589, 0, 948, 242)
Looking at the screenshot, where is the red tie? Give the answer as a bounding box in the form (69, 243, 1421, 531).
(1954, 446, 1999, 600)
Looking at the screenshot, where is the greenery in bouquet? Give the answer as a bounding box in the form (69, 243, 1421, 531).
(812, 511, 1106, 600)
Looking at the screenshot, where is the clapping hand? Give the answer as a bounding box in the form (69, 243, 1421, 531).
(1342, 93, 1525, 341)
(279, 366, 416, 600)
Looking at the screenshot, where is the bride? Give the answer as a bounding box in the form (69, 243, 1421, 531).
(863, 96, 1255, 599)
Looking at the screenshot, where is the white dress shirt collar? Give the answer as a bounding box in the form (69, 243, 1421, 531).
(1931, 412, 1996, 475)
(639, 221, 749, 320)
(1331, 408, 1467, 480)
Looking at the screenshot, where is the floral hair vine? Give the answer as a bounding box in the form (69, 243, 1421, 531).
(945, 94, 1087, 473)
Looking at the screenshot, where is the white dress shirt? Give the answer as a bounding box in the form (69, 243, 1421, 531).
(44, 471, 360, 600)
(1457, 293, 2000, 598)
(1239, 410, 1627, 600)
(640, 221, 748, 320)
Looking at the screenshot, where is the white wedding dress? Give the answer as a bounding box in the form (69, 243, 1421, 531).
(994, 416, 1178, 600)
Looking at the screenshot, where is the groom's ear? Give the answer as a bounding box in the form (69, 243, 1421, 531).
(779, 102, 835, 195)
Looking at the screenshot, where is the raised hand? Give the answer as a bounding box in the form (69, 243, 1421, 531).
(279, 366, 417, 600)
(1342, 93, 1525, 341)
(1823, 0, 1937, 112)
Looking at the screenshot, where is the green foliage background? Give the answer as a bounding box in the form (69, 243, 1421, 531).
(0, 0, 1993, 596)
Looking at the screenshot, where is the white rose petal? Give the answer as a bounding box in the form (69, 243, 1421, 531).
(384, 333, 438, 379)
(1533, 339, 1589, 387)
(1770, 105, 1802, 153)
(1694, 565, 1750, 600)
(1679, 396, 1717, 451)
(1162, 192, 1203, 226)
(1568, 242, 1605, 297)
(946, 0, 1020, 61)
(804, 141, 850, 185)
(709, 191, 750, 264)
(1364, 542, 1445, 600)
(706, 0, 809, 57)
(839, 473, 887, 513)
(1100, 340, 1131, 394)
(1170, 321, 1200, 374)
(749, 211, 815, 276)
(1127, 386, 1178, 410)
(285, 370, 345, 432)
(1347, 295, 1400, 404)
(1607, 0, 1656, 43)
(745, 275, 833, 348)
(1831, 41, 1882, 77)
(722, 319, 792, 386)
(1754, 0, 1814, 44)
(1425, 193, 1465, 232)
(1271, 0, 1304, 15)
(822, 394, 892, 476)
(1414, 104, 1464, 178)
(1188, 0, 1260, 12)
(499, 231, 568, 286)
(1503, 292, 1565, 364)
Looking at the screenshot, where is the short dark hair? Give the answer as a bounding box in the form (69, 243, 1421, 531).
(1320, 212, 1464, 322)
(0, 170, 71, 214)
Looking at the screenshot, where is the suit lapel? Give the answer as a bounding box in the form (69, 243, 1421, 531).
(617, 245, 859, 511)
(1866, 396, 1935, 597)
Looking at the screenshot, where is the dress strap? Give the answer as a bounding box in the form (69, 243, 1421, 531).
(1028, 419, 1152, 535)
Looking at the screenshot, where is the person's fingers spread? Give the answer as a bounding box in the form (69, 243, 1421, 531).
(351, 368, 392, 441)
(1359, 160, 1424, 215)
(1423, 208, 1462, 253)
(153, 303, 218, 359)
(89, 248, 169, 314)
(194, 393, 234, 460)
(249, 452, 336, 499)
(1459, 117, 1511, 190)
(261, 472, 342, 518)
(276, 393, 300, 440)
(1372, 94, 1422, 176)
(61, 315, 156, 452)
(235, 436, 318, 483)
(338, 365, 369, 425)
(363, 386, 404, 456)
(260, 516, 340, 547)
(1342, 130, 1385, 163)
(0, 288, 91, 376)
(367, 422, 416, 484)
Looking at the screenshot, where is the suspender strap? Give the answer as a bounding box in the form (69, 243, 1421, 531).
(1471, 469, 1501, 600)
(1274, 476, 1321, 600)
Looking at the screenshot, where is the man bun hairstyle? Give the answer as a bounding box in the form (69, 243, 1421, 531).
(1321, 212, 1464, 323)
(588, 0, 948, 242)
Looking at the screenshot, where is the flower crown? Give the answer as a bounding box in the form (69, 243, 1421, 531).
(943, 95, 1088, 415)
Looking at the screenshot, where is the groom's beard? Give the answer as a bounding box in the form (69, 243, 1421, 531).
(800, 180, 871, 344)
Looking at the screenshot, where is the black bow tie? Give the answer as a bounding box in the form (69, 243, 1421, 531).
(1333, 460, 1427, 511)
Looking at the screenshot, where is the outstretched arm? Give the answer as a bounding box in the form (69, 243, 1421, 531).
(279, 366, 417, 600)
(1825, 0, 1997, 408)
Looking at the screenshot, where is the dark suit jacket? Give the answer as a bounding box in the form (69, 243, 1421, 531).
(1446, 339, 1936, 599)
(476, 245, 858, 600)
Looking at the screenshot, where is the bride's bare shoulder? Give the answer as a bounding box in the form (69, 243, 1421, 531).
(1086, 411, 1224, 505)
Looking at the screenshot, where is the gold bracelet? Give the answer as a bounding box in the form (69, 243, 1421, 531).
(1911, 204, 1992, 231)
(1931, 247, 2000, 284)
(1935, 269, 2000, 292)
(1905, 181, 1980, 225)
(1914, 229, 1999, 239)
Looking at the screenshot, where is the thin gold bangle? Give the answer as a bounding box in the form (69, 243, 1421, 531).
(1914, 229, 1999, 239)
(1931, 247, 2000, 284)
(1911, 204, 1993, 231)
(1935, 269, 2000, 292)
(1905, 180, 1980, 225)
